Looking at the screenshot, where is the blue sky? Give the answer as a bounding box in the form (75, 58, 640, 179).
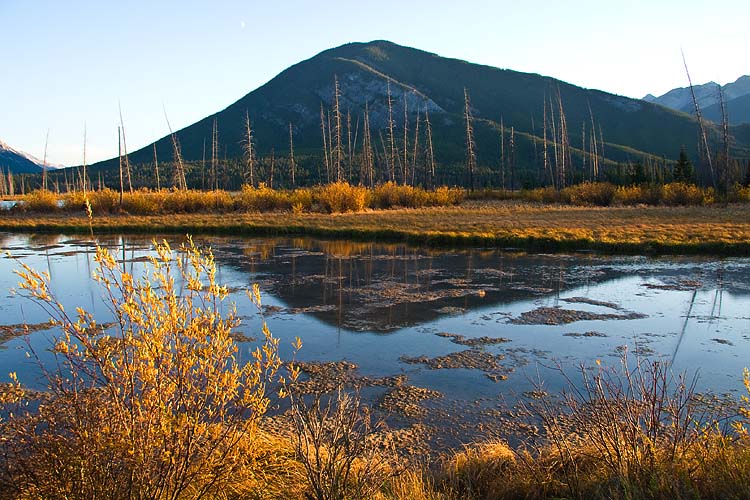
(2, 0, 748, 165)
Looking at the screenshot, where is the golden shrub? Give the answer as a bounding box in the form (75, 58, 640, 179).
(2, 238, 286, 498)
(661, 182, 708, 206)
(316, 182, 369, 213)
(20, 190, 60, 212)
(561, 182, 617, 206)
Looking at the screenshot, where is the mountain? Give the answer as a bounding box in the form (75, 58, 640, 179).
(0, 140, 49, 174)
(86, 40, 750, 188)
(644, 75, 750, 125)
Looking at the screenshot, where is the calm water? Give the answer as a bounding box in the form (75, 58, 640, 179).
(1, 233, 749, 443)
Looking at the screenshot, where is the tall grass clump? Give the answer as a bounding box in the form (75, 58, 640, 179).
(0, 238, 290, 498)
(561, 182, 617, 206)
(372, 182, 463, 209)
(316, 182, 369, 213)
(19, 190, 60, 212)
(239, 183, 293, 212)
(661, 182, 712, 206)
(289, 388, 397, 500)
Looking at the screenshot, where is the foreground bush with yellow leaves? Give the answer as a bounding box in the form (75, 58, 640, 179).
(0, 238, 294, 499)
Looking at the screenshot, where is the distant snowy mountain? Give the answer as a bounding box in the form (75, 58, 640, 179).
(644, 75, 750, 125)
(0, 139, 63, 174)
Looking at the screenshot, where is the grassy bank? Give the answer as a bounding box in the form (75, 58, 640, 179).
(3, 201, 750, 255)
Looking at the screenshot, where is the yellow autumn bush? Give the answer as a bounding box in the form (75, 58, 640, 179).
(0, 238, 289, 498)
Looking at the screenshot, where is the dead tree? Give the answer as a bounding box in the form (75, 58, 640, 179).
(719, 86, 731, 196)
(542, 93, 555, 186)
(362, 103, 375, 187)
(499, 117, 505, 189)
(243, 111, 256, 187)
(82, 124, 87, 195)
(464, 88, 476, 191)
(333, 76, 344, 181)
(556, 86, 568, 189)
(402, 95, 409, 184)
(682, 50, 715, 189)
(211, 118, 219, 190)
(289, 122, 296, 188)
(118, 126, 124, 206)
(425, 109, 436, 189)
(42, 130, 49, 191)
(320, 103, 331, 183)
(386, 79, 397, 182)
(153, 142, 160, 190)
(118, 103, 133, 192)
(269, 148, 275, 188)
(346, 109, 352, 182)
(163, 107, 187, 190)
(587, 100, 600, 180)
(411, 105, 420, 186)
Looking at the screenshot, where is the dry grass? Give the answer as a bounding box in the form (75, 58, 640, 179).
(3, 200, 750, 254)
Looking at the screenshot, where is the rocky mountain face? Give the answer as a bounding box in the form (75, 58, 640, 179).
(85, 40, 750, 181)
(0, 140, 46, 174)
(644, 75, 750, 125)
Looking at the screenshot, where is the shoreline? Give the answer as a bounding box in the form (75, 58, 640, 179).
(2, 202, 750, 256)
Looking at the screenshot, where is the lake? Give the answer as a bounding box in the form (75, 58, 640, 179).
(1, 232, 748, 447)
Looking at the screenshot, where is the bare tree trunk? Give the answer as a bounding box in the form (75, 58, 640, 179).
(153, 142, 160, 190)
(42, 130, 49, 191)
(587, 101, 599, 181)
(352, 115, 360, 184)
(499, 117, 505, 189)
(320, 103, 330, 183)
(163, 107, 186, 190)
(530, 113, 539, 183)
(201, 138, 206, 190)
(269, 148, 275, 188)
(464, 88, 476, 191)
(548, 93, 559, 190)
(581, 121, 587, 181)
(333, 76, 343, 181)
(411, 105, 420, 186)
(363, 103, 374, 187)
(556, 86, 568, 189)
(387, 79, 397, 182)
(118, 126, 124, 207)
(719, 86, 731, 196)
(682, 51, 715, 189)
(346, 109, 352, 183)
(542, 95, 555, 186)
(211, 118, 218, 190)
(82, 123, 87, 195)
(289, 122, 296, 188)
(118, 103, 132, 192)
(510, 126, 516, 190)
(425, 110, 436, 189)
(402, 96, 409, 185)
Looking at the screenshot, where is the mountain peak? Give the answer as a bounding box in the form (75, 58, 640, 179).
(644, 74, 750, 124)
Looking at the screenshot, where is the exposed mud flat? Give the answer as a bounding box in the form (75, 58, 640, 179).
(511, 306, 647, 325)
(291, 360, 407, 394)
(561, 296, 622, 310)
(642, 279, 702, 291)
(436, 332, 511, 346)
(0, 321, 57, 348)
(401, 350, 512, 382)
(563, 331, 609, 338)
(379, 384, 443, 419)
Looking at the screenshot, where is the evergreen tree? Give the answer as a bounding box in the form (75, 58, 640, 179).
(743, 159, 750, 188)
(630, 162, 647, 185)
(673, 147, 695, 184)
